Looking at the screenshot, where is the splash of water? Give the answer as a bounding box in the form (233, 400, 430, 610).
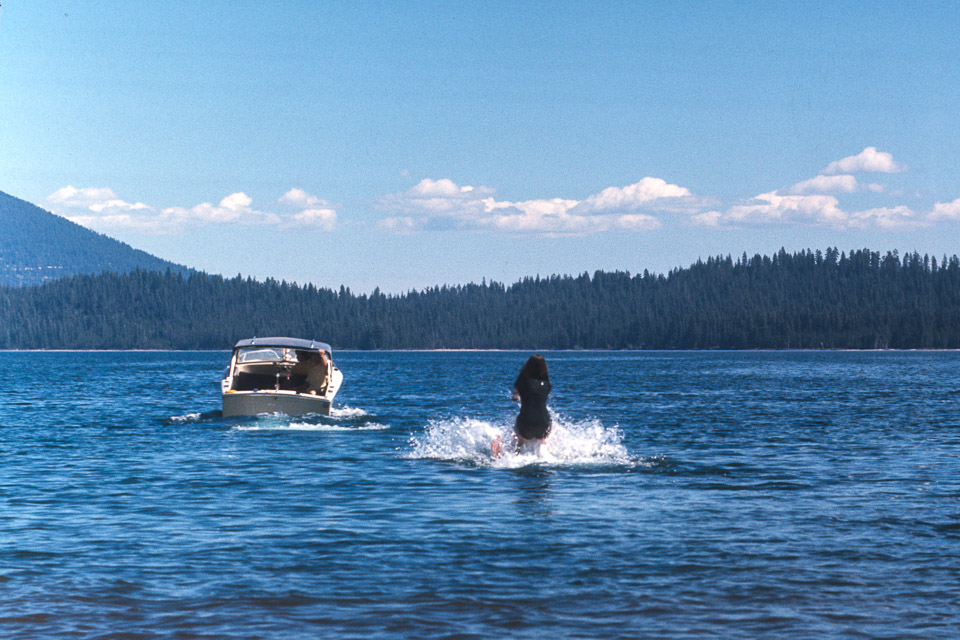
(407, 413, 635, 468)
(169, 412, 202, 424)
(165, 411, 220, 425)
(330, 406, 370, 419)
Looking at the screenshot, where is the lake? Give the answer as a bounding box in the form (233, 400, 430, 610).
(1, 350, 958, 638)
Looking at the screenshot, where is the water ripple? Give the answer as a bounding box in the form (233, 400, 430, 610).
(1, 350, 960, 638)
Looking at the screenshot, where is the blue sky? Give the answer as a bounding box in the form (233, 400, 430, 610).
(2, 1, 959, 292)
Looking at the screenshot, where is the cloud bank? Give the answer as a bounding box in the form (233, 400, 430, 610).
(375, 147, 954, 235)
(47, 187, 337, 233)
(47, 147, 960, 239)
(691, 147, 945, 230)
(377, 177, 707, 235)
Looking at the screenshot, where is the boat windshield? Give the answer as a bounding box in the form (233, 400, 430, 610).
(236, 347, 298, 364)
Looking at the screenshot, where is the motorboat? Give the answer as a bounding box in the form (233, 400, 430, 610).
(221, 337, 343, 417)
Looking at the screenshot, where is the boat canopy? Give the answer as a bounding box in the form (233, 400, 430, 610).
(232, 337, 333, 353)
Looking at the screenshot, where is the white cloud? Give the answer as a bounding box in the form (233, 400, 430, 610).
(823, 146, 906, 175)
(849, 206, 920, 230)
(410, 178, 483, 198)
(48, 185, 114, 205)
(785, 174, 859, 195)
(48, 185, 151, 214)
(577, 177, 692, 213)
(89, 200, 152, 213)
(709, 191, 847, 226)
(687, 147, 919, 230)
(927, 197, 960, 222)
(219, 192, 252, 211)
(376, 179, 490, 229)
(279, 188, 327, 209)
(376, 177, 690, 235)
(46, 186, 337, 234)
(695, 191, 934, 232)
(615, 213, 663, 231)
(286, 207, 337, 231)
(160, 193, 283, 227)
(691, 211, 724, 227)
(276, 189, 338, 230)
(486, 207, 600, 234)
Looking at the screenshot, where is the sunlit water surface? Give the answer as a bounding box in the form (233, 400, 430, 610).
(1, 351, 959, 638)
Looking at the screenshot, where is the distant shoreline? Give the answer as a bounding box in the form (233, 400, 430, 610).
(6, 249, 960, 351)
(4, 348, 960, 353)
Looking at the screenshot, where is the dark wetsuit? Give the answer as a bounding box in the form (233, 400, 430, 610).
(515, 377, 552, 440)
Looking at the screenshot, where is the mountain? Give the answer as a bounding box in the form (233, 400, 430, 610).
(0, 190, 189, 286)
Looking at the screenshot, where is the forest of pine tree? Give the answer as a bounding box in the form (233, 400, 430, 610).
(1, 248, 958, 350)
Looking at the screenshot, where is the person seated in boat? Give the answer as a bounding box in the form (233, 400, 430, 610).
(511, 353, 552, 446)
(293, 350, 329, 394)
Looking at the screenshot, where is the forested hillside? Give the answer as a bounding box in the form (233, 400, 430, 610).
(1, 248, 959, 350)
(0, 190, 189, 286)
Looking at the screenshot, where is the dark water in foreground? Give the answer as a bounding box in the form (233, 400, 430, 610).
(1, 350, 959, 639)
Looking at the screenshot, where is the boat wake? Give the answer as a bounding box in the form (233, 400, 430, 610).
(233, 421, 389, 432)
(165, 410, 221, 425)
(407, 413, 637, 468)
(231, 405, 386, 432)
(166, 405, 379, 430)
(329, 405, 370, 419)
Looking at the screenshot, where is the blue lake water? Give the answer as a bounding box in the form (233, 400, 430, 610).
(1, 350, 959, 638)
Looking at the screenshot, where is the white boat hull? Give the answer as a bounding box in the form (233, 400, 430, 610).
(222, 390, 332, 417)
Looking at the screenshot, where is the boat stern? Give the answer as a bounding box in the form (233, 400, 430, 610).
(222, 390, 332, 418)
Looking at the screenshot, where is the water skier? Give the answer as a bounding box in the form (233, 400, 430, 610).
(513, 353, 552, 445)
(493, 354, 552, 456)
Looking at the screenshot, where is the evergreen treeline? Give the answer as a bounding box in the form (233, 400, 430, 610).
(1, 248, 959, 350)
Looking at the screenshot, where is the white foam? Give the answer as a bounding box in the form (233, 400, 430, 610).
(329, 406, 370, 419)
(406, 413, 635, 468)
(233, 421, 389, 432)
(168, 412, 203, 424)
